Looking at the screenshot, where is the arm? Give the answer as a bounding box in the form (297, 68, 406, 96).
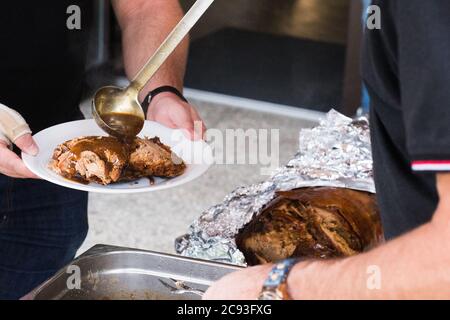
(204, 2, 450, 299)
(204, 174, 450, 299)
(112, 0, 204, 138)
(112, 0, 187, 97)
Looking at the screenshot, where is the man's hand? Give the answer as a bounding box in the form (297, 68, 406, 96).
(0, 136, 39, 179)
(147, 92, 205, 140)
(203, 264, 272, 300)
(0, 103, 39, 179)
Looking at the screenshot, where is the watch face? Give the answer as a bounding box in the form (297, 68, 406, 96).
(258, 290, 283, 300)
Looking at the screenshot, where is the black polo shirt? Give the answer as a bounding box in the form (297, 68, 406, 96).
(0, 1, 92, 133)
(363, 0, 450, 239)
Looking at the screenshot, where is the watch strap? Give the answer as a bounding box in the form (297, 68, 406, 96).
(142, 86, 188, 114)
(258, 258, 300, 300)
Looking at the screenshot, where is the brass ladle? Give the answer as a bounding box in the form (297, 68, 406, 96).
(92, 0, 215, 138)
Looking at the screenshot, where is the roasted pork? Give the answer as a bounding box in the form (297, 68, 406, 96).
(236, 187, 383, 265)
(49, 136, 185, 185)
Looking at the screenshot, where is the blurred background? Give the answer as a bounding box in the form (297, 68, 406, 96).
(78, 0, 369, 254)
(85, 0, 365, 116)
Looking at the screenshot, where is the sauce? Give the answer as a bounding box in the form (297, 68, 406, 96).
(101, 113, 144, 139)
(69, 136, 130, 164)
(68, 136, 131, 179)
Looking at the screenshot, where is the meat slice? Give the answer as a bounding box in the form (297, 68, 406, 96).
(124, 137, 186, 179)
(49, 136, 186, 185)
(49, 136, 128, 185)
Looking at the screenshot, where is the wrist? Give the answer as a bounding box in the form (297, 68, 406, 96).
(142, 85, 188, 113)
(285, 261, 310, 299)
(149, 91, 180, 105)
(258, 258, 304, 300)
(287, 260, 330, 300)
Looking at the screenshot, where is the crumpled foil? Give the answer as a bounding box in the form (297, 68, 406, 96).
(175, 110, 374, 266)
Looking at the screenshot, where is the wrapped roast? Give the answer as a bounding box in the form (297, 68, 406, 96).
(176, 110, 383, 266)
(236, 187, 381, 265)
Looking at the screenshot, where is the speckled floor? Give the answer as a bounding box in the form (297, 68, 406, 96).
(77, 96, 318, 256)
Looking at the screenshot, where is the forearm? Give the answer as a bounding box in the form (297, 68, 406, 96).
(113, 0, 189, 100)
(288, 212, 450, 299)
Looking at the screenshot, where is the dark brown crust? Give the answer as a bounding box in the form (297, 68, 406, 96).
(236, 187, 383, 265)
(124, 137, 186, 178)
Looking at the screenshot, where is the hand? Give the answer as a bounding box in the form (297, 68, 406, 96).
(203, 264, 273, 300)
(0, 135, 39, 179)
(0, 103, 39, 179)
(146, 92, 206, 140)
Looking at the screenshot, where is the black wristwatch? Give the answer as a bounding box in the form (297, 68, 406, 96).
(258, 258, 301, 300)
(142, 86, 188, 114)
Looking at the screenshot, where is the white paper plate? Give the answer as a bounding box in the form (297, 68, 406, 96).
(22, 119, 213, 194)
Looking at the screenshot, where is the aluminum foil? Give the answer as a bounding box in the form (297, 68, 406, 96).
(175, 110, 374, 266)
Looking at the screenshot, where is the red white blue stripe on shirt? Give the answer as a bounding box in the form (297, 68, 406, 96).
(412, 160, 450, 171)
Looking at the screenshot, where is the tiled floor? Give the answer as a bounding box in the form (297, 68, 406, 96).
(77, 97, 318, 255)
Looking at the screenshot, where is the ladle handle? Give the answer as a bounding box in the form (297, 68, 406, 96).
(129, 0, 215, 93)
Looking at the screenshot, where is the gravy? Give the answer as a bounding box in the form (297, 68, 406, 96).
(101, 113, 144, 139)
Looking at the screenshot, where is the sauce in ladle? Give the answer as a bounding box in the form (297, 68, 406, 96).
(101, 113, 144, 139)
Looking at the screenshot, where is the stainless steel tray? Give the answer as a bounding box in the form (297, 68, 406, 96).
(27, 245, 241, 300)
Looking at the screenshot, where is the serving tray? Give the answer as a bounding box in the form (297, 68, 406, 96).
(26, 245, 241, 300)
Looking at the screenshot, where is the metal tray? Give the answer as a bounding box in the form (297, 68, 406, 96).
(27, 245, 241, 300)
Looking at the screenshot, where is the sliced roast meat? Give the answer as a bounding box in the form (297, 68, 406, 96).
(49, 136, 129, 185)
(124, 137, 185, 179)
(49, 136, 185, 185)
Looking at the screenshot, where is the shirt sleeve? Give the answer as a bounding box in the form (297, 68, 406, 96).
(395, 1, 450, 172)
